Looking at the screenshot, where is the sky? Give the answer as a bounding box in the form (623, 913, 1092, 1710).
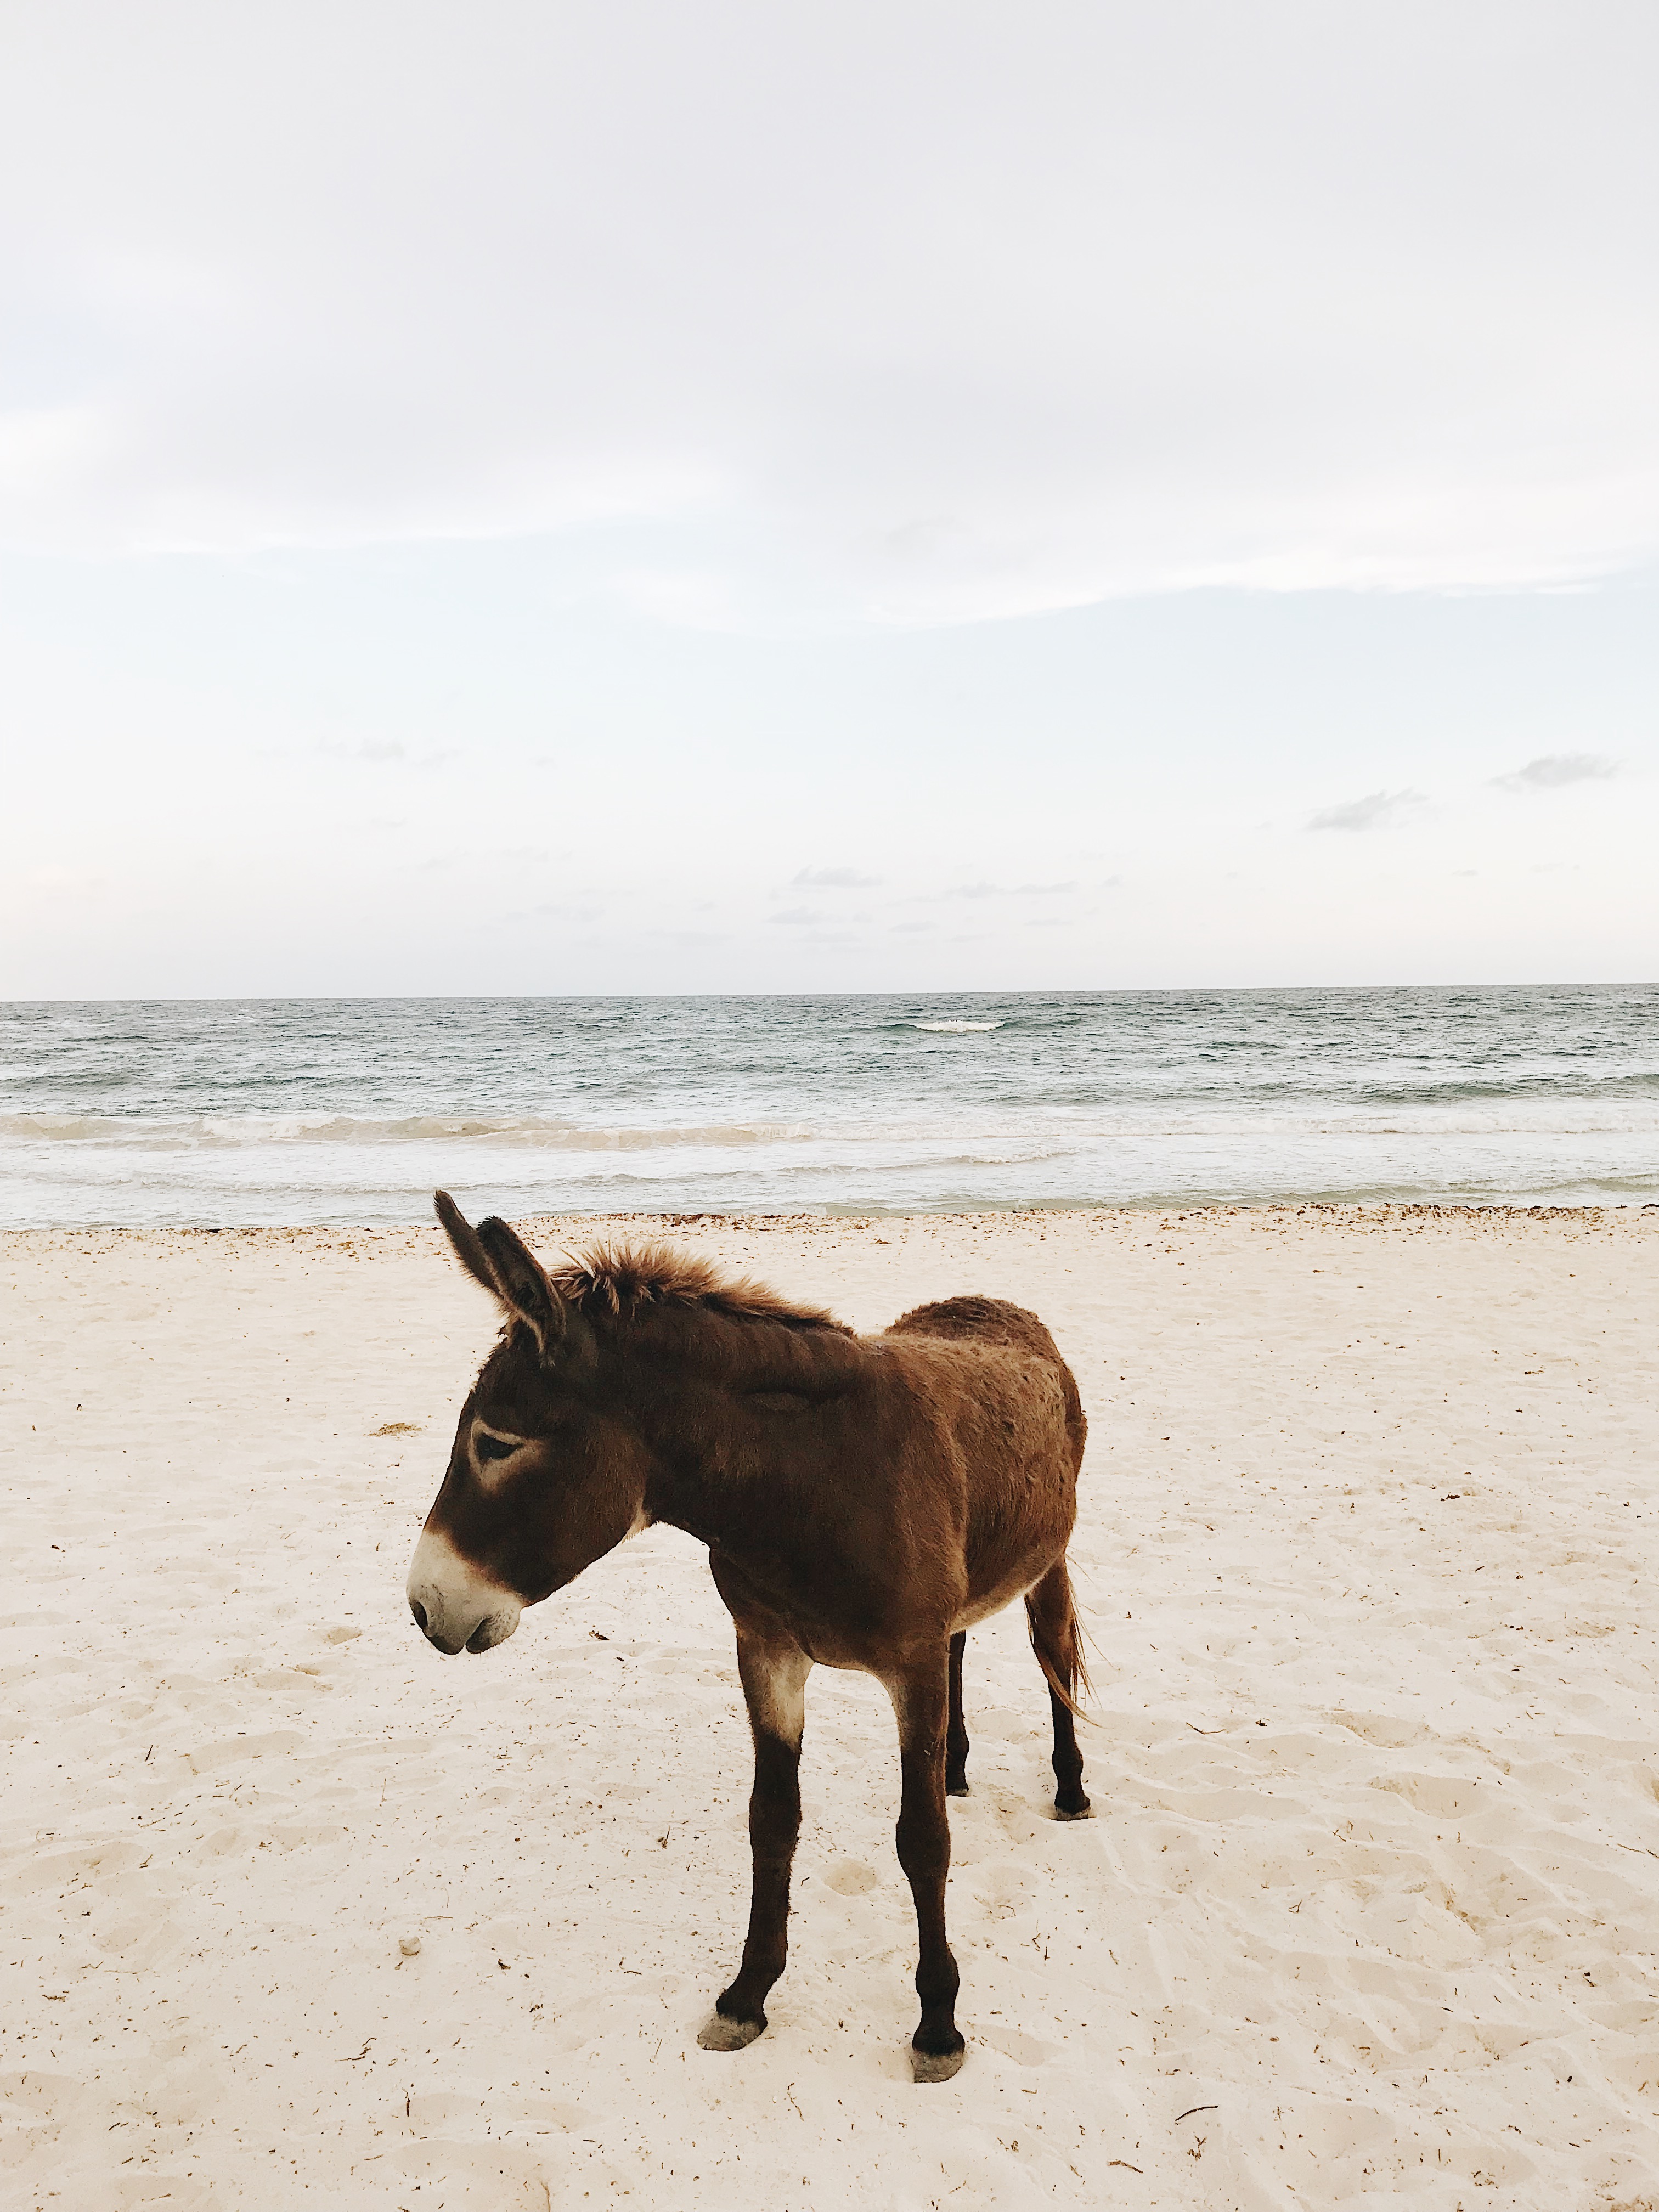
(2, 1, 1655, 996)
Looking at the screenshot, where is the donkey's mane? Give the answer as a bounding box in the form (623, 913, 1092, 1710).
(548, 1243, 850, 1334)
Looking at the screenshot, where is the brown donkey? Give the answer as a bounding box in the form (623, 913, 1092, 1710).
(407, 1193, 1091, 2082)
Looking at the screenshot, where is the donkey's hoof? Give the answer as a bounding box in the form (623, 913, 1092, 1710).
(1053, 1793, 1093, 1820)
(911, 2041, 966, 2084)
(698, 2010, 765, 2052)
(946, 1779, 970, 1798)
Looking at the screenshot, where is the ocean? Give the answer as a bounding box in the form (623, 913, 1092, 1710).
(1, 988, 1655, 1227)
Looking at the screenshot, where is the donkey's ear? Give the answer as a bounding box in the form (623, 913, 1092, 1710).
(473, 1214, 566, 1349)
(434, 1190, 502, 1296)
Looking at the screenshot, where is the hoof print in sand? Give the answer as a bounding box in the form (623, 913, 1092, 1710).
(697, 2011, 765, 2051)
(823, 1858, 879, 1895)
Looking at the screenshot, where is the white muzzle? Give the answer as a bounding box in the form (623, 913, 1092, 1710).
(407, 1527, 522, 1655)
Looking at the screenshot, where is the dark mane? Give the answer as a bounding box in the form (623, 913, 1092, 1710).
(548, 1242, 850, 1334)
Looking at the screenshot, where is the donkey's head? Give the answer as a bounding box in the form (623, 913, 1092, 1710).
(406, 1193, 652, 1655)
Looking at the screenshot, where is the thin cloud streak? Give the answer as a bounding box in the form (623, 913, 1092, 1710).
(1307, 790, 1429, 833)
(1492, 753, 1620, 791)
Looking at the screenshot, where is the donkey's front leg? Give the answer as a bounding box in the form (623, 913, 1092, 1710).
(698, 1622, 811, 2052)
(888, 1654, 965, 2082)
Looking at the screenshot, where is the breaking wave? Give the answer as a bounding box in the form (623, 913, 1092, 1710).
(0, 1114, 814, 1152)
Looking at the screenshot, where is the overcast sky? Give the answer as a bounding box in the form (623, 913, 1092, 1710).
(3, 1, 1655, 995)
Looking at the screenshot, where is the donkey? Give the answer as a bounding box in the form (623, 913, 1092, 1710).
(407, 1193, 1091, 2082)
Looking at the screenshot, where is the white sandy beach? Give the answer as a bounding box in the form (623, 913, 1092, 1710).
(3, 1205, 1657, 2212)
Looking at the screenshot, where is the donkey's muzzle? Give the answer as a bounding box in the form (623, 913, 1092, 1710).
(406, 1528, 522, 1656)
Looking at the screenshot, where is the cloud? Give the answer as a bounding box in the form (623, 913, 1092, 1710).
(1492, 752, 1619, 792)
(792, 866, 882, 888)
(317, 738, 404, 763)
(768, 906, 822, 925)
(2, 10, 1656, 618)
(321, 739, 458, 767)
(526, 901, 603, 923)
(928, 879, 1077, 901)
(1307, 789, 1428, 833)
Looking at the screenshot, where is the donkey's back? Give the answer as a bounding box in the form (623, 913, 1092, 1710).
(884, 1292, 1087, 1474)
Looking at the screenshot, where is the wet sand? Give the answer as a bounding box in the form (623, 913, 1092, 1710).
(3, 1205, 1657, 2209)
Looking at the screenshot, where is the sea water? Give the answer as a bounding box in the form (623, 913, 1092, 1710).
(1, 988, 1655, 1227)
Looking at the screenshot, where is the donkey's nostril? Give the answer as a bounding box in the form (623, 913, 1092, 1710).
(410, 1598, 429, 1635)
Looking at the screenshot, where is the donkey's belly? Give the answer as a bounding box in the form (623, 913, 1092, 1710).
(952, 1564, 1046, 1634)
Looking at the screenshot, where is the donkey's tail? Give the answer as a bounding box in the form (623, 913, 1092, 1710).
(1025, 1558, 1092, 1722)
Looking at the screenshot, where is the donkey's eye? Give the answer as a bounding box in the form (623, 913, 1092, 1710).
(474, 1432, 521, 1463)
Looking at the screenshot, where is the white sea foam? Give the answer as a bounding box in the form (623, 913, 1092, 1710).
(0, 1113, 814, 1151)
(913, 1019, 1003, 1032)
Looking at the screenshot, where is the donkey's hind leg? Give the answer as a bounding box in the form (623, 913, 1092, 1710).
(946, 1630, 970, 1796)
(699, 1620, 811, 2052)
(1026, 1560, 1091, 1819)
(1046, 1686, 1090, 1819)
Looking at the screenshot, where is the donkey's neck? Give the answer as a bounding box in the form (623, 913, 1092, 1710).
(597, 1306, 868, 1554)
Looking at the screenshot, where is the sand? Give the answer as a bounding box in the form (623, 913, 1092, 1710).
(3, 1204, 1658, 2211)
